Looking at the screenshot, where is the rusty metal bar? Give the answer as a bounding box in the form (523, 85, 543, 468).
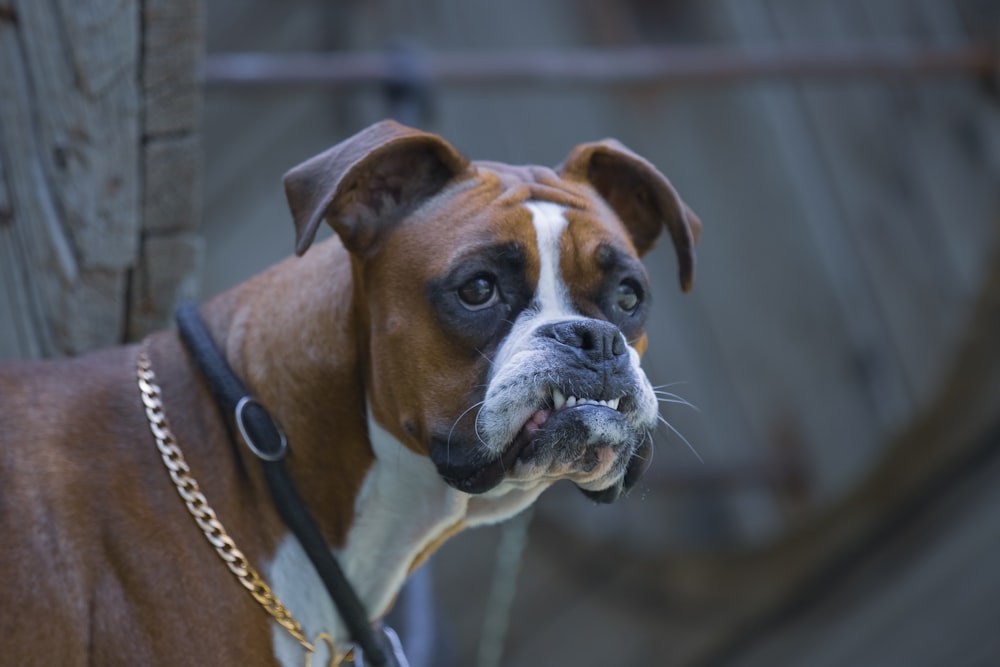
(203, 44, 998, 88)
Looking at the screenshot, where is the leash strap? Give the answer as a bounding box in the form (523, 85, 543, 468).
(175, 302, 397, 667)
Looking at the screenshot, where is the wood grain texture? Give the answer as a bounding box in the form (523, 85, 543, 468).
(130, 0, 205, 340)
(127, 232, 204, 341)
(0, 0, 203, 360)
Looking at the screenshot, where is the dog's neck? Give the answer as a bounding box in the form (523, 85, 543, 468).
(196, 237, 551, 657)
(203, 239, 372, 548)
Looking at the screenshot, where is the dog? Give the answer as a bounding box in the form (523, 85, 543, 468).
(0, 120, 699, 665)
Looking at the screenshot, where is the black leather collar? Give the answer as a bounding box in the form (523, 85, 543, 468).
(175, 302, 398, 667)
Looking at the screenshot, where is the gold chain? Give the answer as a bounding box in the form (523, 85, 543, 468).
(136, 345, 340, 664)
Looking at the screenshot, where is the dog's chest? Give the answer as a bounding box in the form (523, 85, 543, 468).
(262, 414, 547, 664)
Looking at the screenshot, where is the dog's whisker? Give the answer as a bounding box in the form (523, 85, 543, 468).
(471, 403, 489, 448)
(654, 394, 700, 412)
(652, 381, 689, 391)
(445, 401, 486, 462)
(633, 433, 655, 464)
(474, 348, 496, 368)
(656, 414, 703, 464)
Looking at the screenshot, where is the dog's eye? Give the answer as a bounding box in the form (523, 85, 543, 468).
(458, 276, 498, 310)
(616, 281, 641, 313)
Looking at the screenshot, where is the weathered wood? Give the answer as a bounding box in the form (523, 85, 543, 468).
(0, 0, 137, 358)
(128, 0, 205, 341)
(862, 0, 1000, 290)
(0, 0, 203, 360)
(143, 135, 202, 234)
(126, 233, 204, 341)
(764, 0, 982, 410)
(0, 161, 43, 361)
(143, 0, 203, 137)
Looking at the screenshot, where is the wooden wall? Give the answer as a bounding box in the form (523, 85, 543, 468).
(0, 0, 203, 361)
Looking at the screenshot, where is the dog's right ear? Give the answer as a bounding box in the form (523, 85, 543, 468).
(283, 120, 470, 257)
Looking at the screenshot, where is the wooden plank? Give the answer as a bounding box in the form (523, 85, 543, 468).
(861, 0, 1000, 291)
(763, 0, 973, 410)
(51, 271, 129, 355)
(726, 0, 914, 441)
(143, 0, 203, 137)
(143, 135, 201, 234)
(0, 157, 39, 361)
(127, 233, 204, 341)
(0, 0, 145, 358)
(1, 8, 70, 359)
(1, 0, 204, 357)
(631, 83, 890, 504)
(129, 0, 204, 340)
(16, 0, 140, 271)
(0, 13, 78, 287)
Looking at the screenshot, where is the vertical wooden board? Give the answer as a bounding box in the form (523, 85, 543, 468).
(1, 0, 202, 358)
(0, 160, 33, 360)
(860, 0, 1000, 292)
(14, 0, 140, 271)
(0, 10, 72, 357)
(0, 238, 27, 361)
(764, 0, 972, 410)
(143, 0, 203, 137)
(627, 86, 888, 504)
(0, 159, 44, 360)
(51, 270, 127, 356)
(143, 135, 202, 234)
(128, 233, 204, 340)
(132, 0, 203, 337)
(725, 0, 914, 440)
(55, 0, 137, 96)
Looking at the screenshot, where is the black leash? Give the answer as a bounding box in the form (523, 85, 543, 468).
(175, 302, 399, 667)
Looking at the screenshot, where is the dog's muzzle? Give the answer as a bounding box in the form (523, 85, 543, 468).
(430, 318, 658, 501)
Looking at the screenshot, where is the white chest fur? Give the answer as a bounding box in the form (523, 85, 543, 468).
(264, 413, 550, 664)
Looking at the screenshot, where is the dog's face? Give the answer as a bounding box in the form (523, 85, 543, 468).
(284, 121, 700, 503)
(450, 197, 660, 502)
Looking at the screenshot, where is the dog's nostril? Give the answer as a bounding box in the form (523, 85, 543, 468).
(612, 334, 625, 356)
(545, 320, 626, 362)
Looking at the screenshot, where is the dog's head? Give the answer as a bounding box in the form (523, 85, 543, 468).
(284, 120, 700, 503)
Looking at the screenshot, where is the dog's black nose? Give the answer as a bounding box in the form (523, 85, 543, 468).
(540, 319, 627, 364)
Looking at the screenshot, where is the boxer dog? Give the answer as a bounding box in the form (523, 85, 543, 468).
(0, 120, 699, 665)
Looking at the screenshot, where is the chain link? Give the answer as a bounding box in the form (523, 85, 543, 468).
(136, 346, 331, 660)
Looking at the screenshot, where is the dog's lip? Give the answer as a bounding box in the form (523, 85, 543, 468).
(508, 408, 550, 461)
(433, 395, 627, 494)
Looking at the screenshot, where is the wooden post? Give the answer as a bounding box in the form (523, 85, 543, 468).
(0, 0, 203, 361)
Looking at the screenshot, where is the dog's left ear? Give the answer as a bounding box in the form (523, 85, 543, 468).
(284, 120, 470, 257)
(559, 139, 701, 292)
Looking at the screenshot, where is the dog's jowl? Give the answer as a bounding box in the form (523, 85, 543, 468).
(0, 120, 700, 665)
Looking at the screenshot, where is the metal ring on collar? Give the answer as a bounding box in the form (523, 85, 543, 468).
(234, 396, 289, 461)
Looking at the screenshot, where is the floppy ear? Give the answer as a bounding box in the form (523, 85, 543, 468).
(559, 139, 701, 292)
(283, 120, 470, 257)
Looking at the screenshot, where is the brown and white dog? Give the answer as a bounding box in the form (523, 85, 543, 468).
(0, 120, 699, 665)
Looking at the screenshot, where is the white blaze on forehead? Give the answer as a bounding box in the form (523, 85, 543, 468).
(487, 200, 579, 382)
(524, 201, 574, 317)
